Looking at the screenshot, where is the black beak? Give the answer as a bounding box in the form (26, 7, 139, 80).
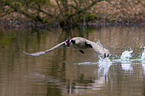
(65, 39, 70, 47)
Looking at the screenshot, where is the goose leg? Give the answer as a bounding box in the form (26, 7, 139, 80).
(79, 50, 84, 54)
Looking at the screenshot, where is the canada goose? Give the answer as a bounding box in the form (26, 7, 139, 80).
(24, 37, 116, 58)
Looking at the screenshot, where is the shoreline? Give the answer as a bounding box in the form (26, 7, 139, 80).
(0, 20, 145, 30)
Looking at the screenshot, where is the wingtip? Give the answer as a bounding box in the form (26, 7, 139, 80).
(23, 51, 34, 56)
(23, 51, 29, 55)
(23, 51, 46, 56)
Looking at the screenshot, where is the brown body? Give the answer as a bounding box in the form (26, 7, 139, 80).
(70, 37, 110, 57)
(70, 37, 91, 49)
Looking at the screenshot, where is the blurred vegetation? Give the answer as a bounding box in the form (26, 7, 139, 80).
(0, 0, 145, 26)
(0, 29, 17, 48)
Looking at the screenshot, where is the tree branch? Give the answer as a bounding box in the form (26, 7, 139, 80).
(0, 10, 15, 17)
(74, 0, 79, 10)
(28, 5, 53, 17)
(67, 0, 101, 19)
(1, 1, 49, 23)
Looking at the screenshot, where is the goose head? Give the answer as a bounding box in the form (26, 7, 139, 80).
(65, 39, 76, 46)
(65, 39, 70, 47)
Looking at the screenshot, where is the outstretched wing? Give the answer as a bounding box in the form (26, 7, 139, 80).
(86, 40, 117, 58)
(24, 41, 66, 56)
(86, 40, 110, 56)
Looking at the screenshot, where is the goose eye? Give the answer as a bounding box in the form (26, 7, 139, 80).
(71, 40, 75, 44)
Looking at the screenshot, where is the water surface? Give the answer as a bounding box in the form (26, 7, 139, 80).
(0, 26, 145, 96)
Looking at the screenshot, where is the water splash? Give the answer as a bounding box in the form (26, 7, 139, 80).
(121, 61, 133, 71)
(141, 47, 145, 74)
(121, 50, 133, 61)
(141, 47, 145, 60)
(98, 58, 112, 76)
(120, 50, 133, 71)
(96, 40, 104, 48)
(75, 62, 98, 65)
(75, 49, 145, 75)
(113, 50, 133, 71)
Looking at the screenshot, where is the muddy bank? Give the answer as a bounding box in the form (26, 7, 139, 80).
(0, 20, 145, 30)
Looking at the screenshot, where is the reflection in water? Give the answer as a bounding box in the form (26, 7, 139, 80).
(76, 50, 140, 76)
(24, 72, 46, 80)
(141, 47, 145, 60)
(142, 61, 145, 74)
(0, 26, 145, 96)
(75, 58, 112, 77)
(141, 48, 145, 73)
(98, 58, 112, 76)
(72, 49, 145, 95)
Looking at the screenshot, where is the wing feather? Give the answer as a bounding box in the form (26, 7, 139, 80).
(24, 41, 66, 56)
(86, 40, 110, 56)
